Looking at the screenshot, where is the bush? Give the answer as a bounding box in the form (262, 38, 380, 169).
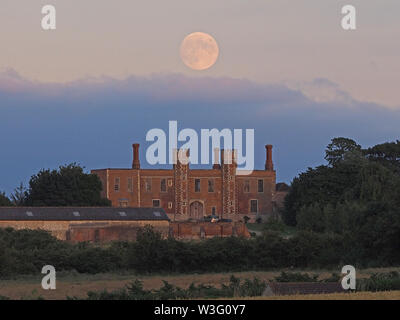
(81, 276, 267, 300)
(357, 272, 400, 292)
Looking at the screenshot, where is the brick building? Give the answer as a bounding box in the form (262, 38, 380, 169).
(0, 207, 170, 242)
(92, 144, 277, 222)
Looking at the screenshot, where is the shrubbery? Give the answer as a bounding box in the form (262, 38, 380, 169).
(1, 226, 396, 279)
(282, 138, 400, 267)
(75, 275, 266, 300)
(357, 272, 400, 292)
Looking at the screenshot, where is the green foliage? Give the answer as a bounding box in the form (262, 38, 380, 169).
(24, 163, 111, 207)
(262, 218, 286, 233)
(83, 276, 266, 300)
(10, 183, 27, 206)
(364, 140, 400, 173)
(0, 225, 397, 279)
(357, 272, 400, 292)
(282, 138, 400, 266)
(0, 192, 12, 207)
(325, 137, 362, 166)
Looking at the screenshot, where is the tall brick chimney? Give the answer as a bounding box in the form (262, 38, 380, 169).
(220, 149, 225, 165)
(221, 149, 235, 165)
(132, 143, 140, 169)
(213, 148, 221, 169)
(265, 144, 274, 171)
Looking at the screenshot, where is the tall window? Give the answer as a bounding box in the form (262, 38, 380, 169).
(127, 178, 133, 192)
(152, 199, 160, 207)
(250, 200, 258, 213)
(145, 178, 152, 192)
(208, 179, 214, 192)
(212, 207, 216, 215)
(195, 179, 201, 192)
(114, 177, 120, 192)
(258, 179, 264, 193)
(160, 179, 167, 192)
(244, 180, 250, 193)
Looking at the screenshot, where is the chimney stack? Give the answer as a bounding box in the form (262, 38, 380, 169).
(132, 144, 140, 169)
(265, 144, 273, 171)
(221, 149, 235, 165)
(213, 148, 221, 169)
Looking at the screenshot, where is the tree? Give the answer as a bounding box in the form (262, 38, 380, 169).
(325, 137, 361, 166)
(0, 192, 12, 206)
(364, 140, 400, 173)
(24, 163, 111, 207)
(10, 183, 27, 206)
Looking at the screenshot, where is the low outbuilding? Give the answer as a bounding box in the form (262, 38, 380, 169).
(0, 207, 170, 242)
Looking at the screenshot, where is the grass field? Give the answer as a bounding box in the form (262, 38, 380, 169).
(1, 267, 400, 300)
(246, 222, 297, 237)
(240, 291, 400, 300)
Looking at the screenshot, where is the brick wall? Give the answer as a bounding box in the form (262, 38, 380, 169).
(0, 220, 170, 242)
(170, 221, 250, 240)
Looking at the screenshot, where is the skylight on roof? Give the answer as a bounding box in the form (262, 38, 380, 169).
(26, 211, 33, 217)
(153, 211, 161, 217)
(73, 211, 80, 217)
(119, 212, 127, 217)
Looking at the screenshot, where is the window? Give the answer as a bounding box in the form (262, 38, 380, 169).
(211, 207, 216, 215)
(168, 179, 173, 187)
(127, 178, 133, 192)
(152, 199, 160, 207)
(160, 179, 167, 192)
(168, 202, 173, 209)
(119, 200, 128, 208)
(208, 179, 214, 192)
(145, 178, 152, 192)
(195, 179, 201, 192)
(258, 179, 264, 193)
(250, 200, 258, 213)
(114, 177, 120, 192)
(244, 180, 250, 193)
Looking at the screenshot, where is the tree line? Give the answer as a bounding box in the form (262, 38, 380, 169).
(1, 225, 398, 279)
(0, 164, 110, 207)
(282, 137, 400, 265)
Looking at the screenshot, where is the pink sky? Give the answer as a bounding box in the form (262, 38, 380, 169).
(0, 0, 399, 107)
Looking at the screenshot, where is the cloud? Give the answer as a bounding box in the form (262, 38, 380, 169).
(286, 78, 356, 105)
(0, 70, 399, 195)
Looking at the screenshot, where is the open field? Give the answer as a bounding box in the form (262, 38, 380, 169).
(1, 267, 400, 300)
(238, 291, 400, 300)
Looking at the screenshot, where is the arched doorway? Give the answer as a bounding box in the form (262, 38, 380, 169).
(189, 201, 204, 220)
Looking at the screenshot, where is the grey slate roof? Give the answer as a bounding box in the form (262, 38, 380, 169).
(0, 207, 169, 221)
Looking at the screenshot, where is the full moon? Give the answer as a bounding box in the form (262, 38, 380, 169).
(180, 32, 219, 71)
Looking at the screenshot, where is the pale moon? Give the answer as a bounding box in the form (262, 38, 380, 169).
(180, 32, 219, 71)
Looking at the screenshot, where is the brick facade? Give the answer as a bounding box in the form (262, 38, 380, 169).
(92, 144, 277, 222)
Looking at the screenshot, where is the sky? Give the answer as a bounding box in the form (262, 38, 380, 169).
(0, 1, 399, 195)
